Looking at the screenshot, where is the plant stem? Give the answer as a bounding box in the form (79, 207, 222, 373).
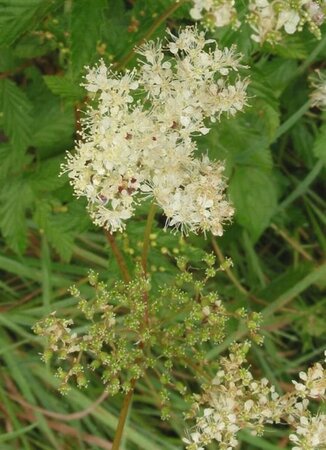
(105, 231, 131, 283)
(111, 379, 137, 450)
(141, 202, 157, 274)
(115, 0, 187, 71)
(110, 204, 156, 448)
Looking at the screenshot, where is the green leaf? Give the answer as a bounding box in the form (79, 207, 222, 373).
(43, 75, 85, 101)
(0, 78, 32, 151)
(313, 123, 326, 164)
(199, 103, 276, 175)
(229, 167, 278, 241)
(31, 98, 75, 153)
(272, 34, 308, 60)
(0, 0, 55, 46)
(70, 0, 107, 77)
(29, 156, 67, 192)
(0, 177, 33, 253)
(258, 58, 298, 98)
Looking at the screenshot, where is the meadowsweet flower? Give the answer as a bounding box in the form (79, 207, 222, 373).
(64, 27, 248, 234)
(292, 362, 326, 399)
(247, 0, 326, 44)
(152, 157, 234, 236)
(185, 344, 326, 449)
(290, 414, 326, 450)
(310, 70, 326, 109)
(189, 0, 239, 29)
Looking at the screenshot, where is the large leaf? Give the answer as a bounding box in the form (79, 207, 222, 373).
(29, 156, 68, 193)
(229, 167, 278, 241)
(0, 78, 32, 151)
(0, 0, 55, 46)
(0, 177, 33, 253)
(31, 100, 75, 153)
(70, 0, 107, 77)
(43, 75, 85, 101)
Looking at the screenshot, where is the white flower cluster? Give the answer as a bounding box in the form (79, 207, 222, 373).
(189, 0, 239, 29)
(293, 361, 326, 399)
(248, 0, 325, 44)
(189, 0, 326, 44)
(290, 414, 326, 450)
(185, 344, 326, 450)
(310, 71, 326, 109)
(65, 27, 248, 234)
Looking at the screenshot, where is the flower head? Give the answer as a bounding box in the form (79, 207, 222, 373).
(64, 27, 248, 234)
(189, 0, 239, 29)
(247, 0, 325, 44)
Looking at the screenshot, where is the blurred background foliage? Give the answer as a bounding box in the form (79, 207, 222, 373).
(0, 0, 325, 449)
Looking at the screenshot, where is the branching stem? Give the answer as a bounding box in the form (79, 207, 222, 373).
(111, 379, 137, 450)
(105, 231, 131, 283)
(110, 203, 157, 448)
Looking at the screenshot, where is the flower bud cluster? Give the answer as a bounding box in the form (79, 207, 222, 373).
(64, 27, 248, 234)
(34, 255, 255, 414)
(185, 346, 326, 450)
(189, 1, 326, 44)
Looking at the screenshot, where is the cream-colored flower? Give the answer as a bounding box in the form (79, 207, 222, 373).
(64, 27, 248, 234)
(247, 0, 325, 44)
(190, 0, 239, 29)
(185, 345, 326, 450)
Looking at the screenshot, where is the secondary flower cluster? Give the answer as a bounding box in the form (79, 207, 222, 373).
(189, 0, 326, 44)
(310, 70, 326, 109)
(64, 27, 248, 235)
(185, 343, 326, 450)
(190, 0, 239, 29)
(34, 255, 261, 418)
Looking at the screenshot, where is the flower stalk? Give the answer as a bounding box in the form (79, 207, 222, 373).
(111, 379, 137, 450)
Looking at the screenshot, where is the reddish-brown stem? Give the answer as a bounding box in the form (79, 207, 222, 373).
(105, 231, 131, 283)
(111, 379, 137, 450)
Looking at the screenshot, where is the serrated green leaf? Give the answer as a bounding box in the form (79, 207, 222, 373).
(0, 177, 33, 253)
(43, 75, 85, 100)
(70, 0, 107, 77)
(258, 58, 298, 98)
(199, 103, 276, 175)
(0, 144, 15, 180)
(31, 99, 75, 153)
(0, 78, 32, 151)
(229, 167, 278, 241)
(29, 156, 67, 192)
(272, 34, 308, 60)
(313, 123, 326, 164)
(0, 0, 55, 46)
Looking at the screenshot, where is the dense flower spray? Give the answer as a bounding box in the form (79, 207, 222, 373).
(189, 0, 326, 44)
(64, 27, 248, 235)
(247, 0, 325, 44)
(185, 344, 326, 450)
(190, 0, 239, 29)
